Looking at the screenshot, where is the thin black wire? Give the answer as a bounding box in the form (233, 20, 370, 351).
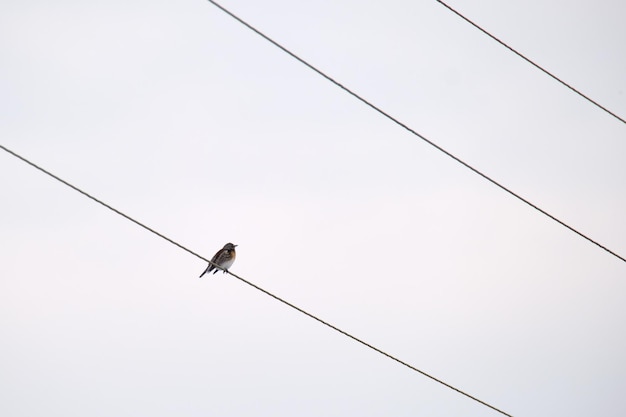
(435, 0, 626, 125)
(0, 145, 209, 265)
(0, 144, 513, 416)
(205, 0, 626, 265)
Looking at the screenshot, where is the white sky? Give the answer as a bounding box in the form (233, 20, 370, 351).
(1, 1, 625, 416)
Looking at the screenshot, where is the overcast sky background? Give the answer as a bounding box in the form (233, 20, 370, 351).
(1, 1, 626, 416)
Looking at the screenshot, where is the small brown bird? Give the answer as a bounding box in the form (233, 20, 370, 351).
(199, 243, 237, 277)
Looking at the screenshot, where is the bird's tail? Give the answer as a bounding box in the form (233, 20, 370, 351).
(199, 265, 215, 278)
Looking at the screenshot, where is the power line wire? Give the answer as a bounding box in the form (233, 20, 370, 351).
(204, 0, 626, 265)
(435, 0, 626, 126)
(0, 143, 513, 416)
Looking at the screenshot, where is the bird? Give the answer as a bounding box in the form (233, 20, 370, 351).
(199, 243, 237, 277)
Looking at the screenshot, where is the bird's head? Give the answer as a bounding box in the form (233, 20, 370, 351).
(224, 243, 237, 250)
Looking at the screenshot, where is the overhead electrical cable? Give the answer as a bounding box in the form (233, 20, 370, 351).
(435, 0, 626, 126)
(204, 0, 625, 264)
(0, 144, 512, 416)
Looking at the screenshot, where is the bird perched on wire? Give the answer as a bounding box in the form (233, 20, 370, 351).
(199, 243, 237, 277)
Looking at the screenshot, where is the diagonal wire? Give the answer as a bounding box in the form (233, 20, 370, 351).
(435, 0, 626, 125)
(204, 0, 626, 265)
(0, 145, 207, 264)
(0, 143, 513, 416)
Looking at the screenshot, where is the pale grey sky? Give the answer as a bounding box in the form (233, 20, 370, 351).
(1, 1, 625, 416)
